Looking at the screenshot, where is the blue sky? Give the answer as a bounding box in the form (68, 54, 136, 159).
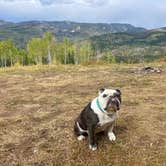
(0, 0, 166, 28)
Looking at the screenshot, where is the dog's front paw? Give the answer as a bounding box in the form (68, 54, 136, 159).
(108, 132, 116, 141)
(89, 144, 97, 151)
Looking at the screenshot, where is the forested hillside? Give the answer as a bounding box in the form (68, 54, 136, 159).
(90, 29, 166, 51)
(0, 20, 166, 66)
(90, 29, 166, 63)
(0, 20, 146, 48)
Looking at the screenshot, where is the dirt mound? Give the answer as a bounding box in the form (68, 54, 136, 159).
(131, 66, 162, 74)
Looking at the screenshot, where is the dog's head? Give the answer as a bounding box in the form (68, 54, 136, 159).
(98, 88, 121, 112)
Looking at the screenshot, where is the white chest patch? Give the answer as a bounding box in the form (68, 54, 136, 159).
(91, 98, 118, 127)
(97, 112, 117, 126)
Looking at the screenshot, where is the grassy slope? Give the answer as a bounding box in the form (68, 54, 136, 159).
(0, 64, 166, 166)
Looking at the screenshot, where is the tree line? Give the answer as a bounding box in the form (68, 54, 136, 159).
(1, 31, 165, 67)
(0, 32, 99, 67)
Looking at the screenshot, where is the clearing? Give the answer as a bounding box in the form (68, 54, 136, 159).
(0, 64, 166, 166)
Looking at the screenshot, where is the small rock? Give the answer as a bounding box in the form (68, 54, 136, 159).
(33, 148, 38, 153)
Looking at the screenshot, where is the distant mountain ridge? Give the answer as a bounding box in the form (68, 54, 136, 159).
(0, 20, 146, 48)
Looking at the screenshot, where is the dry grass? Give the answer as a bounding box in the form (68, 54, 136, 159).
(0, 63, 166, 166)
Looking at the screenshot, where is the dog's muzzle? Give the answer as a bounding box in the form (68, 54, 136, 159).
(105, 97, 121, 112)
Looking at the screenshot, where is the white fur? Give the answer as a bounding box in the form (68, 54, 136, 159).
(77, 122, 88, 133)
(91, 97, 118, 127)
(77, 88, 120, 147)
(91, 88, 119, 137)
(108, 132, 116, 141)
(77, 135, 85, 141)
(89, 144, 97, 151)
(98, 89, 117, 110)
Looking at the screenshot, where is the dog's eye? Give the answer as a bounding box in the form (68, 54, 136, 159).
(103, 94, 107, 97)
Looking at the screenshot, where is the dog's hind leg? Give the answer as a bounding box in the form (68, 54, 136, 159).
(74, 121, 86, 141)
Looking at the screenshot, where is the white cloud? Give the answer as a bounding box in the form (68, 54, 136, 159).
(0, 0, 166, 28)
(0, 0, 108, 6)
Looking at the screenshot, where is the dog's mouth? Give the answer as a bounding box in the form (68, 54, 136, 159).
(104, 97, 120, 112)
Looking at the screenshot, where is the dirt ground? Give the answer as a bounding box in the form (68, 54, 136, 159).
(0, 64, 166, 166)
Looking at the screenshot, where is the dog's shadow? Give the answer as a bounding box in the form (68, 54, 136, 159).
(114, 125, 128, 135)
(96, 125, 128, 143)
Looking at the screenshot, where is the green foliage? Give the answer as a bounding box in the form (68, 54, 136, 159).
(0, 40, 19, 67)
(105, 51, 116, 64)
(0, 32, 95, 67)
(111, 46, 166, 63)
(0, 29, 166, 67)
(90, 30, 166, 52)
(27, 38, 44, 65)
(90, 30, 166, 63)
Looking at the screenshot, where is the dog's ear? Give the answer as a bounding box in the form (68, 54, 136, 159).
(98, 88, 105, 95)
(115, 89, 122, 103)
(116, 89, 121, 95)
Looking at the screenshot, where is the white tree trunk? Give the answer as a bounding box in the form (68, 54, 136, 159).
(64, 46, 67, 65)
(4, 56, 6, 67)
(47, 45, 51, 64)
